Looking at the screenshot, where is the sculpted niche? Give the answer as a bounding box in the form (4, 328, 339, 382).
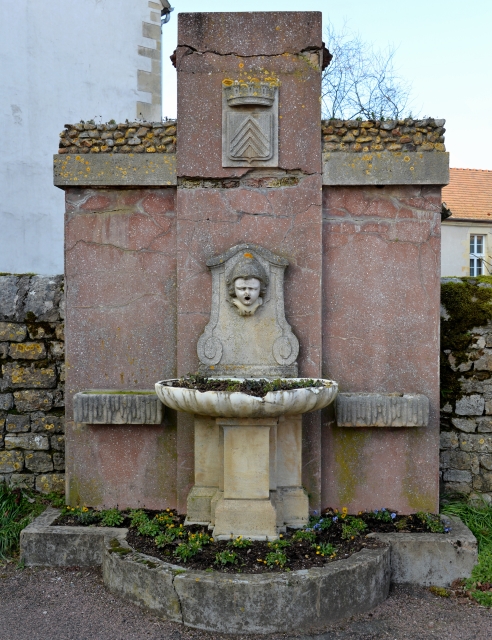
(197, 244, 299, 377)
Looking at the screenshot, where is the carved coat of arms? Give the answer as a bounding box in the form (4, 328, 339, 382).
(222, 81, 278, 168)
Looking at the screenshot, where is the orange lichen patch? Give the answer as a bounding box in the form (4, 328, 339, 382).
(243, 253, 253, 258)
(222, 79, 234, 86)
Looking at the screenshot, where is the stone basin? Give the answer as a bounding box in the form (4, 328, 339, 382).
(154, 378, 338, 418)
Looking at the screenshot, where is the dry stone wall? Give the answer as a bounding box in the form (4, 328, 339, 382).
(0, 275, 65, 493)
(322, 118, 446, 153)
(58, 120, 177, 155)
(440, 277, 492, 504)
(58, 119, 446, 156)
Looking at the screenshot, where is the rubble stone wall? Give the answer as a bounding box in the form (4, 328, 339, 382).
(0, 275, 65, 493)
(440, 277, 492, 503)
(57, 118, 446, 155)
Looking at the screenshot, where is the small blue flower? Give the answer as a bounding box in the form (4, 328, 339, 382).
(319, 518, 324, 523)
(381, 508, 386, 512)
(391, 512, 396, 519)
(333, 516, 338, 522)
(374, 509, 379, 514)
(444, 527, 451, 533)
(313, 510, 318, 515)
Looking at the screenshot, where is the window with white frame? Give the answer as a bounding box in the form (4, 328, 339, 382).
(470, 235, 485, 276)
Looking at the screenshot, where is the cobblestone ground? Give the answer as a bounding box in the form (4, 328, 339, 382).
(0, 564, 490, 640)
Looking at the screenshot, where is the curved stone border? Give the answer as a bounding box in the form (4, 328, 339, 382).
(102, 539, 390, 635)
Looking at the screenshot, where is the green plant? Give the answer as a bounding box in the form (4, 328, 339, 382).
(442, 499, 492, 607)
(309, 515, 332, 532)
(416, 512, 445, 533)
(372, 508, 394, 523)
(313, 542, 337, 557)
(341, 517, 367, 540)
(137, 520, 160, 537)
(267, 539, 290, 551)
(129, 509, 149, 528)
(215, 550, 238, 566)
(0, 486, 44, 559)
(265, 550, 288, 568)
(100, 508, 124, 527)
(155, 531, 174, 547)
(174, 540, 202, 563)
(292, 529, 316, 543)
(229, 536, 252, 549)
(154, 511, 175, 526)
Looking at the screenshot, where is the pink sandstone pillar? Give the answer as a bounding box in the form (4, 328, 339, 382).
(175, 12, 325, 511)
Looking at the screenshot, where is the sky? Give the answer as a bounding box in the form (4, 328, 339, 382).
(161, 0, 492, 170)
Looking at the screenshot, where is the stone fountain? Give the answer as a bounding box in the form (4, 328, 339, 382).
(156, 244, 337, 539)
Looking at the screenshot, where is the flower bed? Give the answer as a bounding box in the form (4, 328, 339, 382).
(54, 506, 449, 574)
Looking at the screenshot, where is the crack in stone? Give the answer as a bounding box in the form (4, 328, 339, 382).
(177, 44, 322, 60)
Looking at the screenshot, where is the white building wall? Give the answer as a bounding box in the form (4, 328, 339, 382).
(0, 0, 164, 275)
(441, 222, 492, 277)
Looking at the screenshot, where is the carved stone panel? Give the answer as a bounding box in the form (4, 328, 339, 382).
(222, 81, 279, 168)
(197, 244, 299, 377)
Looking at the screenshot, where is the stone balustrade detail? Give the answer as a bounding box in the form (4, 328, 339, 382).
(73, 392, 163, 425)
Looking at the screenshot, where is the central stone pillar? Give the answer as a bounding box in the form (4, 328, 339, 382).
(175, 12, 325, 513)
(214, 418, 278, 540)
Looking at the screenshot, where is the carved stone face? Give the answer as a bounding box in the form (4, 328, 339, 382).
(234, 277, 261, 306)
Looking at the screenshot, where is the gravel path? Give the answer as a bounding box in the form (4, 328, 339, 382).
(0, 563, 491, 640)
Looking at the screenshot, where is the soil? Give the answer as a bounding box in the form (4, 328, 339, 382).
(163, 375, 329, 397)
(0, 563, 491, 640)
(54, 508, 448, 574)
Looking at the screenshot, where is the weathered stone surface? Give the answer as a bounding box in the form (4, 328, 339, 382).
(21, 508, 128, 565)
(4, 434, 49, 451)
(10, 474, 34, 489)
(460, 434, 492, 453)
(6, 414, 30, 432)
(480, 454, 492, 471)
(73, 392, 163, 425)
(24, 451, 53, 473)
(440, 450, 474, 470)
(177, 13, 323, 177)
(0, 450, 24, 473)
(2, 363, 57, 389)
(30, 414, 64, 434)
(323, 152, 449, 186)
(103, 536, 389, 634)
(35, 474, 65, 494)
(13, 390, 53, 412)
(0, 393, 13, 410)
(53, 453, 65, 471)
(451, 418, 477, 433)
(369, 516, 477, 587)
(9, 342, 46, 360)
(0, 322, 27, 342)
(50, 435, 65, 451)
(455, 395, 485, 416)
(0, 342, 8, 358)
(443, 469, 472, 483)
(54, 154, 176, 187)
(24, 275, 64, 322)
(336, 393, 429, 427)
(0, 277, 30, 322)
(103, 547, 182, 623)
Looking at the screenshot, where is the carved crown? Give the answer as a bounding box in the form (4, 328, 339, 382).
(223, 81, 277, 107)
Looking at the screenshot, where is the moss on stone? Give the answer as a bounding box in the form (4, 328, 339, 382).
(441, 277, 492, 405)
(332, 429, 370, 505)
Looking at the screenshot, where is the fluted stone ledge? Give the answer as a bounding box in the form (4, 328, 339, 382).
(336, 393, 429, 427)
(73, 391, 164, 425)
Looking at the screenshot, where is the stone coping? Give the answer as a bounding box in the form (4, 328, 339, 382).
(53, 151, 448, 188)
(336, 393, 430, 427)
(103, 539, 390, 634)
(368, 516, 477, 587)
(20, 507, 128, 567)
(53, 153, 176, 187)
(73, 391, 164, 425)
(323, 151, 449, 186)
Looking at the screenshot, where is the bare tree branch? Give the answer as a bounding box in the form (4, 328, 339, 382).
(322, 21, 415, 120)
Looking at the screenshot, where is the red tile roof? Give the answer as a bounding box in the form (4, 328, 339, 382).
(443, 168, 492, 221)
